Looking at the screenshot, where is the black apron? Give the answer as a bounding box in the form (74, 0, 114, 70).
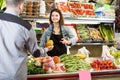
(47, 27, 67, 57)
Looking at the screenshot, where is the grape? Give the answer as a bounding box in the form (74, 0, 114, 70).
(115, 59, 120, 65)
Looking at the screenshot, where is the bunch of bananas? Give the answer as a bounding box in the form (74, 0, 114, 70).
(74, 53, 87, 59)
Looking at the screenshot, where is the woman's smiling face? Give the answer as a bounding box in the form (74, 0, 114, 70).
(51, 11, 60, 23)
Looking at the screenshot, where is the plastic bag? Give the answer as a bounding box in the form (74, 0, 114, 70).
(77, 46, 90, 58)
(102, 45, 114, 60)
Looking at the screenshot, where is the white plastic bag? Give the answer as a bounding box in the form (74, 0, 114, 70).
(77, 46, 90, 58)
(102, 45, 114, 60)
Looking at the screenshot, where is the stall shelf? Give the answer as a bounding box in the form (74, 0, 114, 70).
(27, 69, 120, 80)
(23, 17, 115, 24)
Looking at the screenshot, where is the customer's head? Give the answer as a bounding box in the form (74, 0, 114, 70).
(49, 8, 64, 25)
(6, 0, 24, 13)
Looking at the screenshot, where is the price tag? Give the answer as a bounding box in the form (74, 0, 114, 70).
(79, 70, 91, 80)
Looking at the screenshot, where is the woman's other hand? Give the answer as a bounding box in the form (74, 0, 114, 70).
(60, 38, 71, 45)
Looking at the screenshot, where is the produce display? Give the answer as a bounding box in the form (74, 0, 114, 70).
(55, 2, 96, 18)
(109, 49, 120, 65)
(99, 24, 114, 42)
(27, 55, 45, 75)
(27, 55, 66, 74)
(69, 2, 95, 17)
(22, 1, 40, 17)
(76, 24, 91, 42)
(89, 28, 103, 41)
(20, 0, 115, 19)
(74, 53, 87, 59)
(60, 54, 91, 72)
(55, 2, 69, 13)
(39, 56, 66, 73)
(27, 52, 120, 75)
(90, 59, 117, 70)
(76, 24, 114, 43)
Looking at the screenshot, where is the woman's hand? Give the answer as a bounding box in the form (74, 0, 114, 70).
(60, 38, 71, 45)
(47, 46, 54, 51)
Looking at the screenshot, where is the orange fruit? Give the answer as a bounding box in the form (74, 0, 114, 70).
(53, 56, 60, 64)
(45, 40, 53, 47)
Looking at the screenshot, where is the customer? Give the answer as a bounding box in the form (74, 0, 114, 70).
(39, 8, 78, 56)
(0, 0, 53, 80)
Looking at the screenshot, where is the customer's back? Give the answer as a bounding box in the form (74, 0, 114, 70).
(0, 0, 38, 80)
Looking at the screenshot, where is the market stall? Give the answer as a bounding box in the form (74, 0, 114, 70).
(27, 51, 120, 80)
(1, 0, 120, 80)
(22, 0, 120, 80)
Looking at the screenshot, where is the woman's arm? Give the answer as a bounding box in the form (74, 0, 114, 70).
(39, 30, 47, 47)
(64, 26, 78, 45)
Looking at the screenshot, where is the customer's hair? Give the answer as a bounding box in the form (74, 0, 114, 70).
(6, 0, 24, 7)
(49, 8, 64, 25)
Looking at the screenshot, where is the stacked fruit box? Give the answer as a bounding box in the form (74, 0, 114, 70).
(68, 2, 95, 18)
(55, 2, 71, 17)
(21, 1, 40, 17)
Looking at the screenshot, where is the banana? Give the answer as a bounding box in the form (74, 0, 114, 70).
(74, 53, 86, 59)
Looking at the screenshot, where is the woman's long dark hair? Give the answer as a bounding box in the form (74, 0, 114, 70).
(49, 8, 64, 25)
